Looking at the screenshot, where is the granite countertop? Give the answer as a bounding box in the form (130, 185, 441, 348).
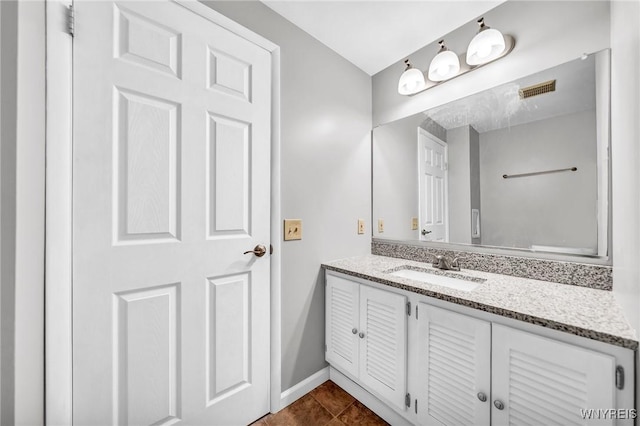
(322, 255, 638, 350)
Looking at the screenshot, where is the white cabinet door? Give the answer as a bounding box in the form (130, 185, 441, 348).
(492, 324, 616, 426)
(326, 275, 360, 378)
(359, 285, 408, 411)
(417, 304, 491, 426)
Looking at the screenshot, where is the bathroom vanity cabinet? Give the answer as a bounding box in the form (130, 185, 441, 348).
(418, 304, 618, 425)
(326, 274, 408, 411)
(325, 270, 636, 426)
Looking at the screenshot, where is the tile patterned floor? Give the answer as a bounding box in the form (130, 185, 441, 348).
(251, 381, 389, 426)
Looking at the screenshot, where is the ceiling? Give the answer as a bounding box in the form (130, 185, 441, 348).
(261, 1, 505, 75)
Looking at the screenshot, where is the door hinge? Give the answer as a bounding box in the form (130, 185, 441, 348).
(405, 393, 411, 408)
(415, 399, 418, 414)
(415, 305, 418, 319)
(406, 301, 411, 316)
(66, 5, 75, 37)
(616, 365, 624, 390)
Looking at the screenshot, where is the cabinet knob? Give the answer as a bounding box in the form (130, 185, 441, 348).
(477, 392, 487, 402)
(352, 328, 358, 334)
(494, 400, 504, 410)
(358, 332, 365, 339)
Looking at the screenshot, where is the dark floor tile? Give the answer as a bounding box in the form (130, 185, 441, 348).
(250, 418, 269, 426)
(337, 401, 389, 426)
(250, 413, 273, 426)
(325, 418, 346, 426)
(310, 381, 355, 416)
(268, 394, 334, 426)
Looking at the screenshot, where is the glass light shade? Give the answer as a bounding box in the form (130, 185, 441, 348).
(428, 50, 460, 82)
(398, 67, 426, 95)
(466, 28, 506, 65)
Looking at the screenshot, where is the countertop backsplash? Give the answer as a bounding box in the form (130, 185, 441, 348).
(371, 240, 613, 290)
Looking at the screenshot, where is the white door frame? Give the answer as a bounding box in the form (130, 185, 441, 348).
(44, 1, 282, 423)
(417, 127, 449, 243)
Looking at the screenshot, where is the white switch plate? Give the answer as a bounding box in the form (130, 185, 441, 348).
(378, 219, 384, 233)
(411, 217, 418, 230)
(357, 219, 365, 235)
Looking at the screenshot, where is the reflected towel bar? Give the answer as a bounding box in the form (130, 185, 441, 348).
(502, 167, 577, 179)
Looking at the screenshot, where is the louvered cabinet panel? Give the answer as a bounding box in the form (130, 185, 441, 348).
(358, 285, 407, 410)
(326, 275, 360, 377)
(492, 324, 615, 426)
(417, 304, 491, 426)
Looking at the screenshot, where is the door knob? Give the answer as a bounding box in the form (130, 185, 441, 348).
(352, 328, 358, 334)
(477, 392, 487, 402)
(243, 244, 267, 257)
(358, 332, 365, 339)
(494, 400, 504, 410)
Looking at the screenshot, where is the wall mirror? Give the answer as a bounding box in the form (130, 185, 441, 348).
(372, 49, 611, 261)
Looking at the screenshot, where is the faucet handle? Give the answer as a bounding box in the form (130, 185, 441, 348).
(451, 257, 464, 271)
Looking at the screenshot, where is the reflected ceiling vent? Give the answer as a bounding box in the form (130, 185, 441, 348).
(519, 79, 556, 99)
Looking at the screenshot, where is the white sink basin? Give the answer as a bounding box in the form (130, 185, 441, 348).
(388, 268, 481, 292)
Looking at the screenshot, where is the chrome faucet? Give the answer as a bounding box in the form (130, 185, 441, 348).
(432, 255, 461, 271)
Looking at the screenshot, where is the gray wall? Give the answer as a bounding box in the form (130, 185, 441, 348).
(372, 115, 448, 240)
(372, 1, 611, 126)
(202, 1, 372, 391)
(479, 110, 597, 251)
(0, 2, 45, 424)
(469, 127, 481, 245)
(445, 125, 481, 245)
(0, 2, 17, 423)
(372, 113, 423, 240)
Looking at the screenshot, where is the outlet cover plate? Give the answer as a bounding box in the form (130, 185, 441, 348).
(378, 219, 384, 233)
(411, 217, 418, 230)
(284, 219, 302, 241)
(357, 219, 365, 235)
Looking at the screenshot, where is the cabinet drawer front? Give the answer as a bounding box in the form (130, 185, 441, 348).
(417, 303, 491, 426)
(492, 324, 615, 426)
(359, 285, 407, 411)
(326, 275, 360, 377)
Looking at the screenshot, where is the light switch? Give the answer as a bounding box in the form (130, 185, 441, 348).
(411, 217, 418, 230)
(284, 219, 302, 241)
(357, 219, 365, 235)
(378, 219, 384, 233)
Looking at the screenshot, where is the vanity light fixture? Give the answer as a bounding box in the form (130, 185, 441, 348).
(466, 17, 506, 65)
(428, 40, 460, 82)
(398, 59, 427, 95)
(397, 16, 515, 96)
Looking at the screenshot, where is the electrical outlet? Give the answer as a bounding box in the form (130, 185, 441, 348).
(378, 219, 384, 233)
(357, 219, 365, 235)
(284, 219, 302, 241)
(411, 217, 419, 230)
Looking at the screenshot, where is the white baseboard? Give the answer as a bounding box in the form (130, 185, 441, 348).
(329, 367, 413, 426)
(279, 366, 330, 410)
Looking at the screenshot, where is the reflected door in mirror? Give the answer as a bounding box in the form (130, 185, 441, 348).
(419, 128, 448, 242)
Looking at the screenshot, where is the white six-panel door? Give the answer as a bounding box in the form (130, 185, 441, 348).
(417, 304, 491, 426)
(73, 1, 271, 424)
(418, 128, 448, 242)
